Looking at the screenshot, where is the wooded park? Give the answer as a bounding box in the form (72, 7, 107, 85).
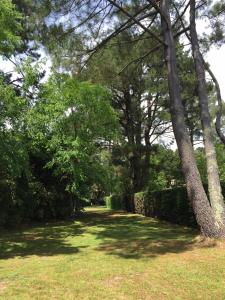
(1, 0, 225, 299)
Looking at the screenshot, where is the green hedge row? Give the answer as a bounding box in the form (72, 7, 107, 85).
(104, 194, 125, 210)
(134, 187, 196, 227)
(0, 179, 74, 228)
(134, 184, 225, 227)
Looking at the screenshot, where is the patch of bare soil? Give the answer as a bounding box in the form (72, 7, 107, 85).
(0, 281, 7, 293)
(193, 235, 225, 249)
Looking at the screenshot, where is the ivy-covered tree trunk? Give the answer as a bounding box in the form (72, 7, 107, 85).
(189, 0, 225, 229)
(160, 0, 225, 238)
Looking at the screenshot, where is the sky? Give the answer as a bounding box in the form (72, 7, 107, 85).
(197, 14, 225, 99)
(205, 44, 225, 99)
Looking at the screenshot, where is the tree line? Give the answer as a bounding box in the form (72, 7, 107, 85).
(1, 0, 225, 238)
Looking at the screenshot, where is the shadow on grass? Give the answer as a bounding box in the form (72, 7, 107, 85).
(0, 208, 214, 260)
(0, 221, 85, 259)
(79, 209, 207, 259)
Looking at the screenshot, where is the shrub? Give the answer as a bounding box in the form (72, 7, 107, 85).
(80, 198, 91, 207)
(104, 194, 125, 210)
(0, 176, 74, 228)
(0, 179, 24, 228)
(133, 187, 196, 227)
(134, 184, 225, 227)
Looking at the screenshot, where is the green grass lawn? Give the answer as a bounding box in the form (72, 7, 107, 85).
(1, 207, 225, 300)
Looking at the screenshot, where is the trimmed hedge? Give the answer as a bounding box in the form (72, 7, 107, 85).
(134, 188, 196, 227)
(104, 194, 125, 210)
(134, 184, 225, 228)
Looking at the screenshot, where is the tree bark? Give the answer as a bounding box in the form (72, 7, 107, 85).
(189, 0, 225, 228)
(160, 0, 225, 238)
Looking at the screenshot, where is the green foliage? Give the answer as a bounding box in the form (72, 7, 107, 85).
(86, 32, 171, 192)
(104, 194, 125, 210)
(148, 145, 183, 191)
(0, 160, 74, 228)
(0, 77, 28, 178)
(17, 57, 45, 97)
(195, 144, 225, 184)
(134, 188, 197, 227)
(215, 144, 225, 182)
(0, 61, 75, 228)
(207, 1, 225, 46)
(0, 0, 22, 54)
(0, 59, 120, 227)
(27, 74, 119, 200)
(134, 184, 225, 228)
(0, 77, 26, 127)
(195, 148, 207, 183)
(0, 179, 22, 227)
(1, 0, 225, 231)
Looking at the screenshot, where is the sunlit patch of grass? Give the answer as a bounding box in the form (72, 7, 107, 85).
(0, 206, 225, 299)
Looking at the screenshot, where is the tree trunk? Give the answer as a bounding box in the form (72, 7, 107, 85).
(189, 0, 225, 227)
(160, 0, 225, 238)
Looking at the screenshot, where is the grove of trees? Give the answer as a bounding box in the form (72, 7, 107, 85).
(1, 0, 225, 239)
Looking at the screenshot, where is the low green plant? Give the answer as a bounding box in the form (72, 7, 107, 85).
(104, 194, 125, 210)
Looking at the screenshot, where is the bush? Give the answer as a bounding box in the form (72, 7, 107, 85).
(123, 193, 134, 212)
(134, 184, 225, 227)
(79, 198, 91, 207)
(134, 187, 196, 227)
(104, 194, 125, 210)
(0, 179, 24, 227)
(0, 176, 74, 228)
